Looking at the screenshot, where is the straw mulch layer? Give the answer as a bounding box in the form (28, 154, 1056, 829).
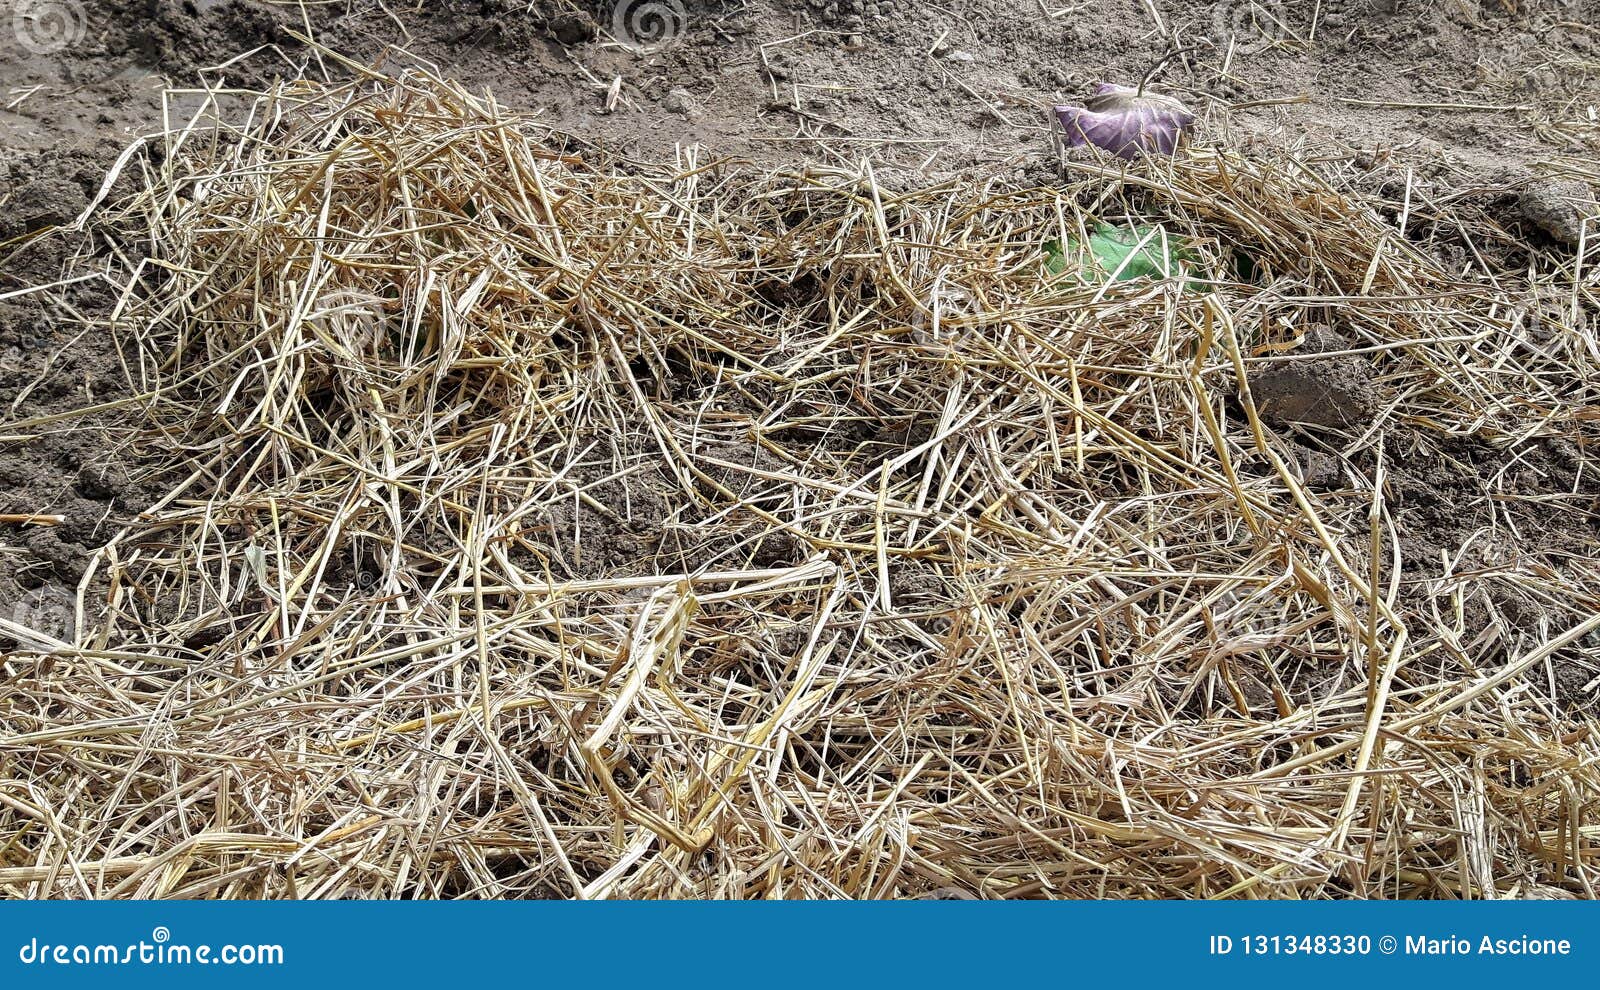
(2, 68, 1598, 898)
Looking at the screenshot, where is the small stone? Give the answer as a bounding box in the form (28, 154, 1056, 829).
(663, 88, 703, 118)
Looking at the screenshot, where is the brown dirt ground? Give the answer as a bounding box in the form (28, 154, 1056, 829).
(1, 5, 1597, 693)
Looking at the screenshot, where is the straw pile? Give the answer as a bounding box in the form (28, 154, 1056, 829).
(3, 67, 1597, 898)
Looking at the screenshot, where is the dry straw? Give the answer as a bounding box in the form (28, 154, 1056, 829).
(2, 64, 1597, 899)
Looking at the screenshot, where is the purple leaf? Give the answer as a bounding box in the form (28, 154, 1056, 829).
(1053, 83, 1196, 160)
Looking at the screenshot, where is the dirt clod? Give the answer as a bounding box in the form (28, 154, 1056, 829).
(1518, 179, 1597, 248)
(75, 462, 129, 501)
(0, 177, 87, 240)
(1247, 326, 1379, 430)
